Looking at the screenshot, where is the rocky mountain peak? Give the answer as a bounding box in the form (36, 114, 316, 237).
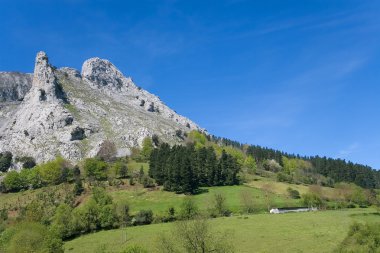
(26, 51, 62, 104)
(0, 51, 203, 163)
(81, 57, 134, 91)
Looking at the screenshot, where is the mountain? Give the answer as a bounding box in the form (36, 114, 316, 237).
(0, 51, 203, 162)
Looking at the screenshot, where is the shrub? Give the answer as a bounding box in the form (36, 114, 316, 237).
(240, 189, 255, 214)
(83, 158, 108, 181)
(287, 187, 301, 199)
(302, 192, 323, 208)
(113, 161, 128, 178)
(179, 197, 198, 220)
(337, 222, 380, 253)
(36, 157, 71, 185)
(121, 245, 148, 253)
(0, 222, 63, 253)
(16, 156, 36, 169)
(132, 210, 153, 225)
(3, 171, 25, 192)
(0, 151, 12, 172)
(277, 171, 293, 183)
(142, 176, 155, 188)
(211, 193, 231, 217)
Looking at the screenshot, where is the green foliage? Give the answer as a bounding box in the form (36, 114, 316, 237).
(157, 218, 234, 253)
(187, 130, 208, 149)
(335, 183, 370, 206)
(180, 197, 199, 220)
(51, 203, 75, 239)
(244, 155, 257, 174)
(2, 167, 43, 192)
(3, 171, 25, 192)
(0, 222, 63, 253)
(239, 189, 255, 214)
(36, 157, 71, 185)
(73, 179, 84, 196)
(140, 137, 154, 161)
(337, 222, 380, 253)
(84, 158, 108, 181)
(277, 172, 293, 183)
(282, 156, 312, 175)
(287, 187, 301, 199)
(113, 160, 128, 179)
(301, 192, 323, 208)
(132, 210, 153, 225)
(74, 188, 119, 234)
(16, 156, 36, 169)
(211, 193, 231, 217)
(149, 143, 241, 194)
(121, 245, 148, 253)
(262, 159, 282, 172)
(0, 151, 12, 172)
(115, 201, 131, 226)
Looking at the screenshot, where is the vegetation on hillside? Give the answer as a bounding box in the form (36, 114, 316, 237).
(1, 131, 380, 252)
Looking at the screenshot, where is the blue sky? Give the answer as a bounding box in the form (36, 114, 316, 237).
(1, 0, 379, 168)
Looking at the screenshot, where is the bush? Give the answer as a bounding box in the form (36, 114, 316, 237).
(287, 187, 301, 199)
(132, 210, 153, 225)
(179, 197, 198, 220)
(2, 171, 25, 192)
(16, 156, 36, 169)
(277, 172, 292, 183)
(113, 161, 128, 178)
(121, 245, 148, 253)
(210, 193, 231, 217)
(0, 151, 12, 172)
(36, 157, 71, 185)
(83, 158, 108, 181)
(0, 222, 63, 253)
(301, 192, 323, 208)
(337, 222, 380, 253)
(142, 175, 155, 188)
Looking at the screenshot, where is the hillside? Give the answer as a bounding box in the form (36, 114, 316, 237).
(0, 52, 202, 163)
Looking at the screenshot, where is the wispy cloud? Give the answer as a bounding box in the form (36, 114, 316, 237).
(338, 143, 359, 158)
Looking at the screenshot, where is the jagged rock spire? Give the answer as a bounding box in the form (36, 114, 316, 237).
(30, 51, 59, 103)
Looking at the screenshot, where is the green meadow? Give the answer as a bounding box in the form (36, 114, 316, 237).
(65, 208, 379, 253)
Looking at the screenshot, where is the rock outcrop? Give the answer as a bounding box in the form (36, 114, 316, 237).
(0, 72, 32, 102)
(0, 51, 203, 163)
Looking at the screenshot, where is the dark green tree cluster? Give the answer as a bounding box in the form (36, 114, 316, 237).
(310, 156, 379, 189)
(149, 144, 241, 194)
(210, 133, 380, 189)
(0, 151, 12, 172)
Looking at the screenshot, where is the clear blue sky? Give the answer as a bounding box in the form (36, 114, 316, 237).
(1, 0, 379, 168)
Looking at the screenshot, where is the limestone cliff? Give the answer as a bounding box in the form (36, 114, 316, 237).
(0, 52, 203, 163)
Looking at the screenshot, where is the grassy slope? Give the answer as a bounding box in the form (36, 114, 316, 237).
(109, 184, 301, 215)
(64, 209, 380, 253)
(247, 176, 340, 200)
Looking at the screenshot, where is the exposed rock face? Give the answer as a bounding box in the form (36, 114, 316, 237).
(0, 72, 33, 129)
(0, 51, 203, 163)
(0, 72, 32, 102)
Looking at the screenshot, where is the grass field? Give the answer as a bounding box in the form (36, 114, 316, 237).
(109, 184, 301, 215)
(64, 208, 380, 253)
(247, 176, 340, 200)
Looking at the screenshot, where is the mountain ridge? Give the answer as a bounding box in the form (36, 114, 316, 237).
(0, 51, 203, 162)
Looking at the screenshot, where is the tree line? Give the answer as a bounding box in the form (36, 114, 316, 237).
(149, 144, 241, 194)
(210, 134, 380, 189)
